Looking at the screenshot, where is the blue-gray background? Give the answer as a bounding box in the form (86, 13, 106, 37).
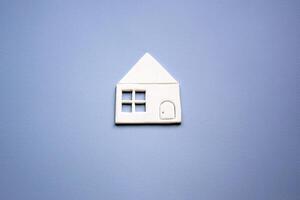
(0, 0, 299, 199)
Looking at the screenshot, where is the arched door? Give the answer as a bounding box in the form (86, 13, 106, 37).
(160, 101, 175, 120)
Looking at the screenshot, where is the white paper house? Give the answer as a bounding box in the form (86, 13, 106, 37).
(115, 53, 181, 124)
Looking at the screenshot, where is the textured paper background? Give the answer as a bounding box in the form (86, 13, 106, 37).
(0, 1, 299, 199)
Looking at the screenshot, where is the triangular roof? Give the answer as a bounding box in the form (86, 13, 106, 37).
(119, 53, 178, 84)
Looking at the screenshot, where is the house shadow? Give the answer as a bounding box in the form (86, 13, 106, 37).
(115, 122, 181, 127)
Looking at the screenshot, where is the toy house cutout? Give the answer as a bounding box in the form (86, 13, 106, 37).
(115, 53, 181, 124)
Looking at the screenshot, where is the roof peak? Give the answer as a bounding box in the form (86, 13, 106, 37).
(118, 53, 177, 84)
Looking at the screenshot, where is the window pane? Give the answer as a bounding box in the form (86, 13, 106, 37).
(135, 103, 146, 112)
(135, 91, 145, 100)
(122, 91, 132, 100)
(122, 103, 132, 112)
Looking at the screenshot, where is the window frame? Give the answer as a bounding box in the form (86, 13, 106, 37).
(121, 90, 146, 113)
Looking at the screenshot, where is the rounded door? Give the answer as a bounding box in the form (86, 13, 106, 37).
(160, 101, 175, 120)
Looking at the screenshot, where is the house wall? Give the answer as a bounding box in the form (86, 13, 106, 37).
(115, 83, 181, 124)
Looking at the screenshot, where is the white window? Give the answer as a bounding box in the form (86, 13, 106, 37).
(121, 90, 146, 112)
